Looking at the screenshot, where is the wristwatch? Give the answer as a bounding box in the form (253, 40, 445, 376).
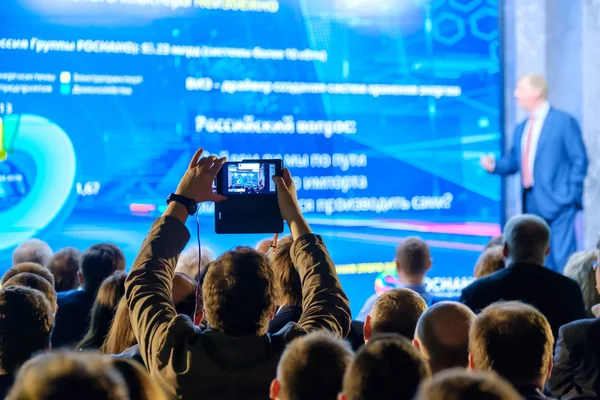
(166, 193, 198, 215)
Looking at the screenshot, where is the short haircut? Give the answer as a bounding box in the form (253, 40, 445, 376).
(485, 235, 504, 249)
(12, 239, 53, 267)
(342, 335, 430, 400)
(369, 288, 427, 339)
(0, 286, 54, 373)
(521, 73, 549, 99)
(8, 351, 128, 400)
(80, 244, 126, 292)
(503, 214, 550, 264)
(277, 331, 353, 400)
(564, 250, 600, 317)
(415, 301, 475, 372)
(202, 247, 276, 336)
(415, 368, 522, 400)
(474, 246, 505, 279)
(175, 246, 214, 281)
(2, 262, 55, 288)
(270, 235, 302, 307)
(47, 247, 82, 292)
(4, 272, 57, 308)
(396, 237, 431, 276)
(469, 301, 554, 386)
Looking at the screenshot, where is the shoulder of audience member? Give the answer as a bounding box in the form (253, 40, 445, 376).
(560, 317, 597, 337)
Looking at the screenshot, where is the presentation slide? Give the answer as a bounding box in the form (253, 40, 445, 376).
(0, 0, 502, 315)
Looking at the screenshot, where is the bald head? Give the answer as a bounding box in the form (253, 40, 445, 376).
(415, 301, 475, 374)
(12, 240, 53, 267)
(503, 214, 550, 265)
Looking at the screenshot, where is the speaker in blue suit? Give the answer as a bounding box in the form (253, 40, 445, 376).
(481, 74, 588, 273)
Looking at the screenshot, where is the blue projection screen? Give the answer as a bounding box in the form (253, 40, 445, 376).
(0, 0, 502, 315)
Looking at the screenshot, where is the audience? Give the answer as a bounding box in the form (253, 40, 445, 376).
(414, 301, 475, 374)
(0, 286, 54, 398)
(124, 152, 350, 399)
(547, 250, 600, 399)
(47, 247, 82, 292)
(469, 301, 554, 399)
(2, 262, 55, 288)
(11, 239, 53, 267)
(269, 331, 353, 400)
(486, 235, 504, 249)
(78, 271, 127, 350)
(108, 357, 168, 400)
(474, 245, 505, 279)
(339, 334, 430, 400)
(256, 238, 274, 254)
(415, 368, 523, 400)
(7, 351, 128, 400)
(53, 243, 126, 348)
(3, 272, 58, 313)
(175, 245, 214, 281)
(461, 214, 586, 339)
(363, 288, 427, 341)
(563, 250, 600, 317)
(357, 236, 433, 321)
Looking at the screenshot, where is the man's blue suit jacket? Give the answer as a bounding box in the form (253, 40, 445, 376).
(494, 108, 588, 220)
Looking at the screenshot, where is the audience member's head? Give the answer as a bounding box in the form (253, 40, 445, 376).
(364, 288, 427, 341)
(0, 286, 53, 374)
(2, 262, 55, 288)
(340, 335, 430, 400)
(175, 246, 214, 281)
(203, 247, 276, 336)
(502, 214, 550, 266)
(8, 351, 128, 400)
(414, 301, 475, 374)
(270, 331, 353, 400)
(395, 237, 432, 283)
(80, 244, 126, 293)
(107, 357, 168, 400)
(485, 235, 504, 249)
(270, 235, 301, 308)
(12, 239, 53, 267)
(78, 271, 127, 350)
(415, 368, 523, 400)
(256, 239, 274, 254)
(469, 301, 554, 390)
(47, 247, 82, 292)
(4, 273, 57, 313)
(474, 246, 505, 279)
(564, 250, 600, 317)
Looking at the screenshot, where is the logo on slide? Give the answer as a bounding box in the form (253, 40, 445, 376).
(0, 115, 77, 252)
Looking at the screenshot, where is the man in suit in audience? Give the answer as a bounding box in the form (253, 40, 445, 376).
(460, 214, 585, 339)
(469, 301, 554, 400)
(413, 301, 475, 374)
(547, 251, 600, 399)
(480, 74, 588, 272)
(53, 243, 126, 347)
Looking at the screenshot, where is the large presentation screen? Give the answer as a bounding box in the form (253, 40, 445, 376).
(0, 0, 502, 314)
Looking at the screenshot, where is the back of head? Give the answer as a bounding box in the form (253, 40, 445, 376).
(503, 214, 550, 265)
(175, 246, 214, 280)
(415, 301, 475, 373)
(202, 247, 276, 336)
(474, 246, 505, 279)
(368, 288, 427, 339)
(78, 271, 127, 350)
(564, 250, 600, 316)
(4, 273, 57, 310)
(108, 357, 168, 400)
(80, 244, 126, 293)
(275, 331, 353, 400)
(469, 301, 554, 387)
(485, 236, 504, 249)
(415, 368, 523, 400)
(172, 272, 198, 319)
(12, 239, 53, 267)
(101, 298, 136, 355)
(2, 262, 55, 288)
(270, 235, 301, 307)
(342, 335, 430, 400)
(8, 351, 128, 400)
(396, 237, 431, 277)
(0, 286, 53, 373)
(47, 247, 82, 292)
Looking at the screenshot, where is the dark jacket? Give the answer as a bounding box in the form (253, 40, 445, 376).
(268, 306, 302, 335)
(547, 318, 600, 399)
(517, 386, 554, 400)
(0, 373, 14, 399)
(460, 263, 585, 339)
(53, 288, 96, 348)
(125, 216, 351, 400)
